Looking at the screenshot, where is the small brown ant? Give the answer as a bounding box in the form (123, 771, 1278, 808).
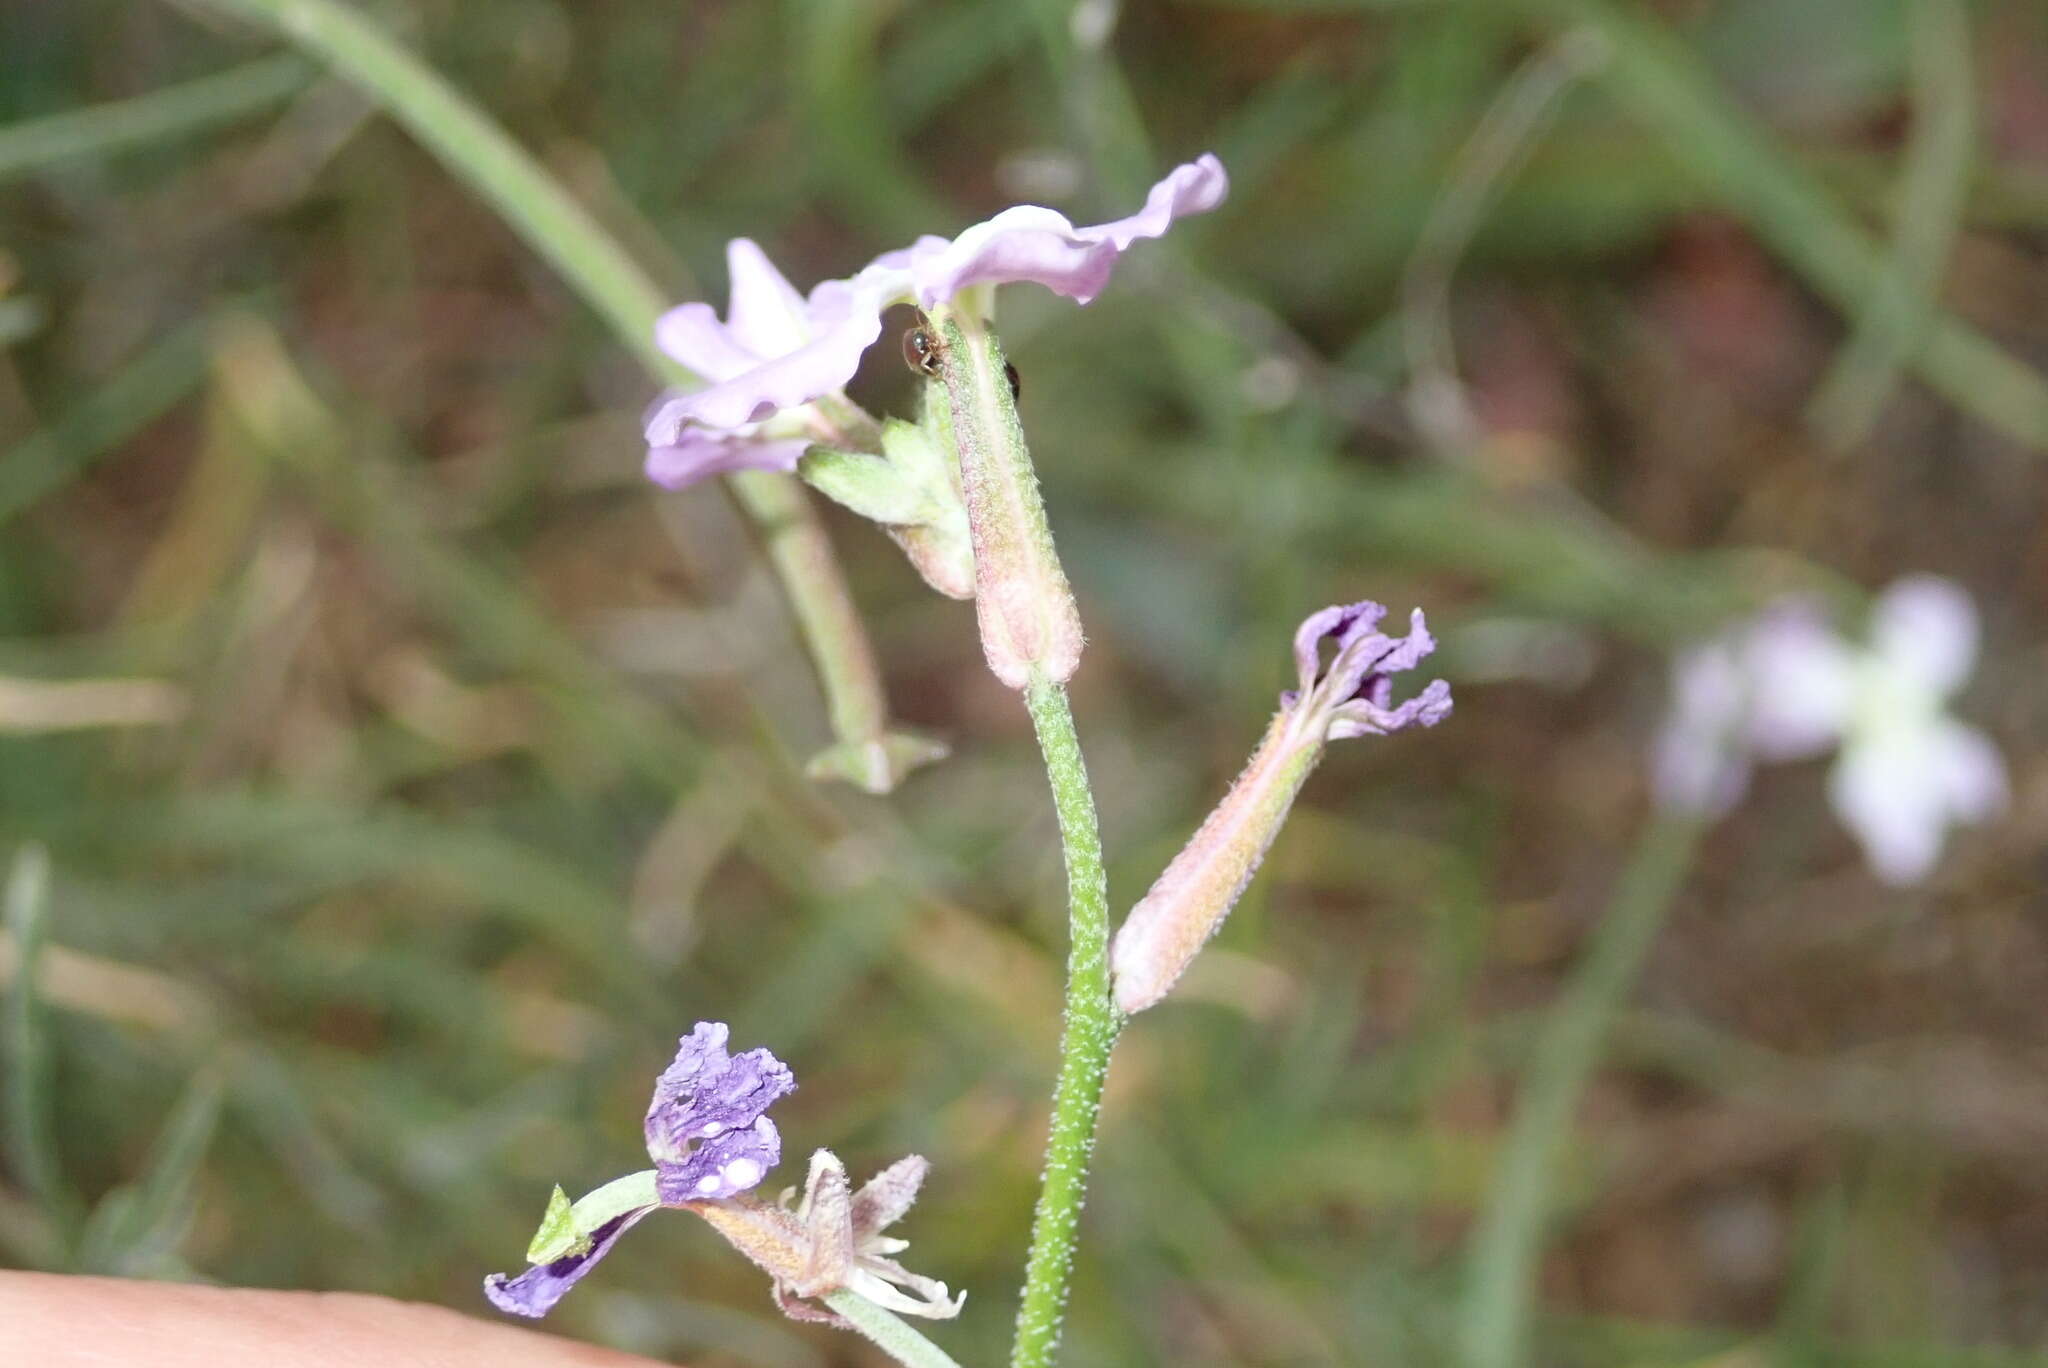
(901, 323, 943, 377)
(900, 320, 1022, 403)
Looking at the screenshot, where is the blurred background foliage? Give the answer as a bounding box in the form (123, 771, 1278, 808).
(3, 0, 2047, 1364)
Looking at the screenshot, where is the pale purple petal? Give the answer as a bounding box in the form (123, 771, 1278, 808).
(907, 154, 1229, 307)
(722, 239, 814, 360)
(1740, 606, 1855, 759)
(483, 1206, 655, 1319)
(644, 430, 809, 489)
(1870, 575, 1978, 699)
(649, 303, 885, 433)
(1829, 731, 1949, 885)
(647, 248, 907, 445)
(643, 1022, 794, 1201)
(655, 301, 761, 384)
(1931, 718, 2008, 824)
(1826, 718, 2002, 886)
(1652, 642, 1751, 815)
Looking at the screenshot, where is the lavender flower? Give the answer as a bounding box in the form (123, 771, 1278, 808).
(1654, 576, 2007, 884)
(643, 241, 899, 488)
(1110, 602, 1452, 1014)
(640, 157, 1228, 489)
(484, 1022, 793, 1318)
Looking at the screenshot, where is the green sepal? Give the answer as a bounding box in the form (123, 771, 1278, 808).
(524, 1185, 577, 1263)
(523, 1169, 661, 1264)
(797, 447, 936, 526)
(881, 417, 948, 491)
(806, 730, 950, 795)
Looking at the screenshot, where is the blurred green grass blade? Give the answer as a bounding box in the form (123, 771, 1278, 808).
(1459, 813, 1705, 1368)
(885, 1, 1036, 127)
(1498, 0, 2048, 449)
(0, 55, 308, 184)
(1402, 29, 1608, 454)
(75, 1067, 224, 1274)
(3, 842, 83, 1247)
(143, 793, 649, 999)
(183, 0, 670, 373)
(790, 0, 951, 238)
(1807, 0, 1974, 448)
(0, 321, 212, 529)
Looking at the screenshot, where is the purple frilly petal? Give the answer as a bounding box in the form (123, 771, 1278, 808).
(644, 430, 809, 489)
(904, 154, 1229, 307)
(1329, 677, 1454, 739)
(643, 245, 909, 484)
(649, 273, 896, 435)
(643, 1022, 794, 1203)
(483, 1206, 656, 1319)
(1286, 600, 1452, 739)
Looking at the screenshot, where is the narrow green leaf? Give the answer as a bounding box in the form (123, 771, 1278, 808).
(76, 1067, 225, 1274)
(3, 843, 82, 1247)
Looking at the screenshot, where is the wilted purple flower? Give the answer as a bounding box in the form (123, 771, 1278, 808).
(644, 1021, 795, 1203)
(640, 158, 1228, 489)
(1654, 576, 2006, 885)
(484, 1022, 794, 1318)
(1111, 601, 1452, 1014)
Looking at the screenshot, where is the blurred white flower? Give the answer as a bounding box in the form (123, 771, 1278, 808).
(1654, 576, 2005, 884)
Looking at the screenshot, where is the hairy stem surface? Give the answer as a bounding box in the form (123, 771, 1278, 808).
(1012, 674, 1116, 1368)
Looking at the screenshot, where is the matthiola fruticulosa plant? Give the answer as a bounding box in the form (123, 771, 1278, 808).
(489, 155, 1458, 1368)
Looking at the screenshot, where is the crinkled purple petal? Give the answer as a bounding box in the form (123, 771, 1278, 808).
(483, 1205, 656, 1319)
(1328, 677, 1454, 739)
(654, 1113, 782, 1204)
(1290, 601, 1386, 701)
(1326, 607, 1436, 706)
(644, 430, 809, 490)
(905, 154, 1229, 307)
(1284, 601, 1451, 740)
(643, 1022, 794, 1200)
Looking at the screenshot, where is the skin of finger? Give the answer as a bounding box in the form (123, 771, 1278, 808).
(0, 1272, 670, 1368)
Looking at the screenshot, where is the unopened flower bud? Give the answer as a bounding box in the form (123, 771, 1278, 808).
(931, 314, 1083, 689)
(1111, 602, 1451, 1014)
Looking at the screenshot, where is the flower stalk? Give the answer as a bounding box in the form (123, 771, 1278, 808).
(1013, 671, 1116, 1368)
